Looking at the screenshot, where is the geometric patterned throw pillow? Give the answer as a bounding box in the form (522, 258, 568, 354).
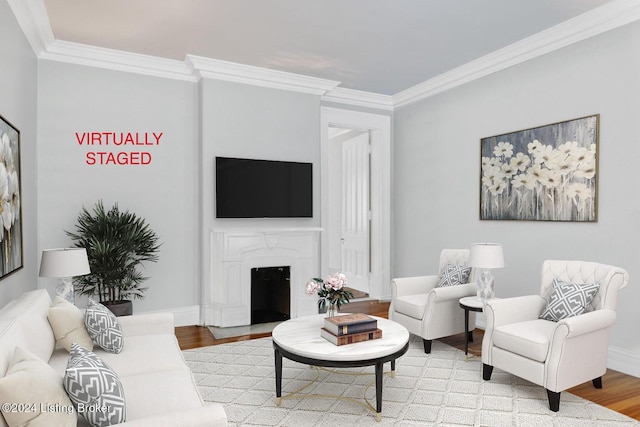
(539, 279, 600, 322)
(64, 343, 126, 427)
(84, 299, 124, 354)
(436, 264, 472, 287)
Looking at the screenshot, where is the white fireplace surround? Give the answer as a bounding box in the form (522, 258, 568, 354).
(209, 228, 321, 327)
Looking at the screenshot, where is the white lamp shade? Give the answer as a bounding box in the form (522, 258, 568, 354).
(468, 243, 505, 269)
(39, 248, 91, 278)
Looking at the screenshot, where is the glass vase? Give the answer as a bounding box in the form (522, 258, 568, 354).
(326, 301, 338, 318)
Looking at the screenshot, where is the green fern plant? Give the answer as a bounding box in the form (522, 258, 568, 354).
(66, 201, 161, 303)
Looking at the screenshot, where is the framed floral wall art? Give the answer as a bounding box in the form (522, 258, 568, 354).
(480, 115, 599, 222)
(0, 114, 23, 279)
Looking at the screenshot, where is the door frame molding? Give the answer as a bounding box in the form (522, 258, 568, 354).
(320, 107, 391, 300)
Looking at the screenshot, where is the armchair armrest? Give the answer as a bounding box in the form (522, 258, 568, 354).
(116, 405, 227, 427)
(117, 312, 175, 337)
(391, 276, 439, 298)
(430, 283, 476, 301)
(546, 309, 617, 391)
(554, 309, 617, 339)
(484, 295, 546, 328)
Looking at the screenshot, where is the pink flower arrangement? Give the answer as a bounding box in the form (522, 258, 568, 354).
(306, 273, 353, 314)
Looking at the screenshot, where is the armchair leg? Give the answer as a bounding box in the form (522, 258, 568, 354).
(592, 377, 603, 389)
(482, 364, 493, 381)
(423, 339, 432, 354)
(546, 389, 560, 412)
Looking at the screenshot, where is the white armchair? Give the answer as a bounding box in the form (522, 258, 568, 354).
(389, 249, 477, 353)
(482, 260, 630, 412)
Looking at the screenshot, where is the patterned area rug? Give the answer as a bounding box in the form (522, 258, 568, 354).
(183, 336, 639, 426)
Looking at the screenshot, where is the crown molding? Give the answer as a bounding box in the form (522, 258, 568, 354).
(394, 0, 640, 108)
(40, 40, 196, 82)
(6, 0, 54, 55)
(185, 55, 340, 95)
(322, 87, 393, 111)
(10, 0, 640, 109)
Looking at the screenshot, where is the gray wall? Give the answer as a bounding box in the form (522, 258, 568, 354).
(393, 21, 640, 368)
(36, 60, 199, 313)
(0, 0, 38, 303)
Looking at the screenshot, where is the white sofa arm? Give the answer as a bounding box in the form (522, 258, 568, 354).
(391, 276, 438, 298)
(117, 312, 175, 337)
(115, 405, 227, 427)
(430, 283, 477, 301)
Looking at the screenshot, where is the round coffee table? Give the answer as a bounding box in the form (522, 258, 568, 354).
(272, 314, 409, 421)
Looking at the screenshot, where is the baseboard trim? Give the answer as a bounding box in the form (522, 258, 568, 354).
(139, 305, 200, 327)
(608, 345, 640, 378)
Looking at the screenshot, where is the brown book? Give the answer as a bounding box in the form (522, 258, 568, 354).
(320, 327, 383, 346)
(324, 313, 377, 336)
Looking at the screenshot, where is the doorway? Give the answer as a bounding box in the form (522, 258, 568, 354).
(327, 127, 371, 295)
(320, 108, 391, 301)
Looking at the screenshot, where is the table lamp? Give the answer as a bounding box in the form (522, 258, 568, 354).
(468, 243, 504, 303)
(39, 248, 91, 303)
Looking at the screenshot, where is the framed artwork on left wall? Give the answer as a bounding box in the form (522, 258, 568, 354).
(0, 114, 23, 280)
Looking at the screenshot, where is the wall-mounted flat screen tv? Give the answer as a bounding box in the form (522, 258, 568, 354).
(215, 157, 313, 218)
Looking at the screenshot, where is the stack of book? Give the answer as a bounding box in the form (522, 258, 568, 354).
(320, 313, 382, 346)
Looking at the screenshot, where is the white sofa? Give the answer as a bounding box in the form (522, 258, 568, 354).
(0, 289, 227, 426)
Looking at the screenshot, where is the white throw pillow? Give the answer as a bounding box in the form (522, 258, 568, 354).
(64, 343, 126, 427)
(84, 299, 124, 353)
(48, 296, 94, 351)
(0, 347, 76, 427)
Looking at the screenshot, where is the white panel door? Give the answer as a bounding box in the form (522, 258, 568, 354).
(341, 132, 370, 293)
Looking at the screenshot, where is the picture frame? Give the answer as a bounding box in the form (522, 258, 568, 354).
(480, 115, 599, 222)
(0, 114, 23, 279)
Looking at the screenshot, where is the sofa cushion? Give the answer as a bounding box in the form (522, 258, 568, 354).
(48, 296, 94, 352)
(0, 290, 55, 377)
(393, 294, 429, 320)
(85, 299, 123, 354)
(437, 264, 471, 287)
(493, 319, 557, 362)
(0, 347, 76, 427)
(64, 343, 126, 427)
(49, 334, 190, 378)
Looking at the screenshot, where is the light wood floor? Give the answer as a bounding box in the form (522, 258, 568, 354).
(175, 300, 640, 421)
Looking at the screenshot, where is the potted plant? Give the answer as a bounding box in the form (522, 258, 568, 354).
(66, 200, 161, 316)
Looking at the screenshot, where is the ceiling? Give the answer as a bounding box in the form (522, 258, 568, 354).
(42, 0, 615, 95)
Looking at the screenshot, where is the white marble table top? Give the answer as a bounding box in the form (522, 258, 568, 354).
(459, 296, 484, 310)
(272, 314, 409, 362)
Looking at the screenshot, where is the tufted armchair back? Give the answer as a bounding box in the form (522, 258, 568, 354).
(437, 249, 477, 284)
(539, 260, 630, 311)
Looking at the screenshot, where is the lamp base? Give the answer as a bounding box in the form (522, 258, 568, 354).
(477, 269, 495, 303)
(56, 277, 74, 303)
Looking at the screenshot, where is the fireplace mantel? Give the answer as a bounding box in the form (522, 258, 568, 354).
(209, 228, 321, 327)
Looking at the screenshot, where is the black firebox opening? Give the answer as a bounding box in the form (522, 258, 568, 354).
(251, 266, 291, 325)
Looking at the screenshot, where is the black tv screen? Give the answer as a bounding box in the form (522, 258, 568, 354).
(216, 157, 313, 218)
